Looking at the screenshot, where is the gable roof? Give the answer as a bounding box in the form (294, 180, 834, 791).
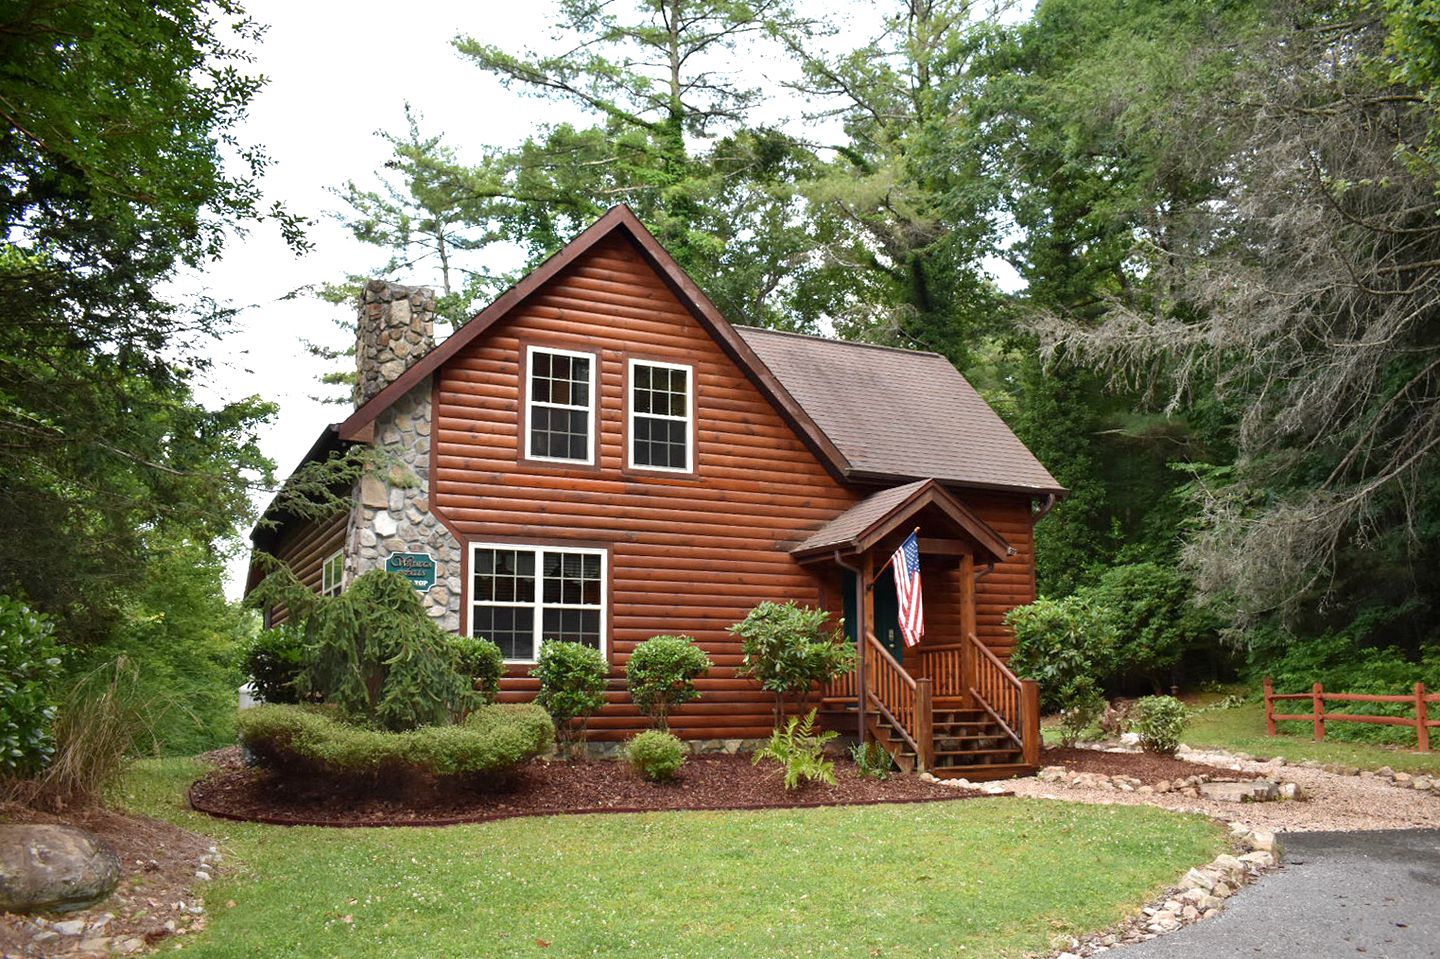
(336, 205, 850, 481)
(337, 204, 1063, 498)
(791, 479, 1012, 563)
(736, 327, 1064, 495)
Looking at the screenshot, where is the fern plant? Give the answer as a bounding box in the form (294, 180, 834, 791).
(752, 708, 838, 790)
(850, 739, 893, 780)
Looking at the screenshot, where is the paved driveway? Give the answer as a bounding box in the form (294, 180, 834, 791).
(1120, 829, 1440, 958)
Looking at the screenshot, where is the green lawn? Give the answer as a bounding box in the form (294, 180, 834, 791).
(1182, 700, 1440, 776)
(121, 759, 1224, 959)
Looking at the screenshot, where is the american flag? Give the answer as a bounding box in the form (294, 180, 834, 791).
(891, 531, 924, 647)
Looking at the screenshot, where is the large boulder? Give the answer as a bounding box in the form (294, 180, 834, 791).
(0, 824, 121, 914)
(1198, 779, 1281, 803)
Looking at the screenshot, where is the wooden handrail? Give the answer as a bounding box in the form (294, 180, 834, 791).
(863, 631, 933, 769)
(868, 631, 915, 691)
(965, 631, 1040, 767)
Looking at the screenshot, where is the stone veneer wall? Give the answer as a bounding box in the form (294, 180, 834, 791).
(344, 377, 463, 631)
(354, 281, 436, 407)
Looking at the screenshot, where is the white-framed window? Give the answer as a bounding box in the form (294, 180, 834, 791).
(628, 358, 693, 472)
(468, 542, 607, 663)
(321, 550, 344, 598)
(524, 346, 596, 464)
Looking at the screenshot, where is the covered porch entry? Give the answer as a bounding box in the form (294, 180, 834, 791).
(794, 480, 1041, 778)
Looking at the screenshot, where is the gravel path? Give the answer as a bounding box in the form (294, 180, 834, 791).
(1007, 748, 1440, 831)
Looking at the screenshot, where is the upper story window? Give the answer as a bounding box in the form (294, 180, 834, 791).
(321, 551, 344, 598)
(469, 543, 606, 663)
(525, 347, 595, 464)
(629, 359, 693, 472)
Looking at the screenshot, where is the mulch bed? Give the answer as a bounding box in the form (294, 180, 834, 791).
(189, 749, 995, 828)
(1042, 746, 1264, 783)
(0, 800, 216, 956)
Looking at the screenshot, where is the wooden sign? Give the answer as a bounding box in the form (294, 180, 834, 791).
(385, 552, 436, 591)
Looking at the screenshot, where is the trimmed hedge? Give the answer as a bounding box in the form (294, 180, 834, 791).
(238, 703, 554, 780)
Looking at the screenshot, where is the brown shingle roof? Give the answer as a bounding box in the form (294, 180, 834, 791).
(336, 205, 1060, 498)
(735, 327, 1065, 495)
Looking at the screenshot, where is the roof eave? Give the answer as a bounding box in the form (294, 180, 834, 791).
(842, 468, 1069, 500)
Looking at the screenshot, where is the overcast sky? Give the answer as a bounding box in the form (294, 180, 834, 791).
(190, 1, 1015, 596)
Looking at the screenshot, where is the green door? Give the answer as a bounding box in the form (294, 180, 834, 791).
(841, 569, 905, 664)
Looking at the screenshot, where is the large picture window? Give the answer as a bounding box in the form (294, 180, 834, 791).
(469, 543, 606, 662)
(525, 347, 595, 464)
(628, 359, 693, 472)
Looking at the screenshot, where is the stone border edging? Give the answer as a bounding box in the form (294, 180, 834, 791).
(186, 778, 1012, 829)
(1048, 823, 1281, 958)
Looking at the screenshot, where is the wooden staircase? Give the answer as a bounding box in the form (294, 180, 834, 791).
(868, 699, 1034, 780)
(831, 631, 1040, 780)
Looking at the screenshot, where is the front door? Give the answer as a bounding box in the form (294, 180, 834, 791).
(841, 569, 905, 663)
(873, 571, 905, 662)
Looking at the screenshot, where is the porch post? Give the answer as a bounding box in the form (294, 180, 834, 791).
(959, 552, 976, 701)
(859, 551, 875, 741)
(959, 553, 977, 640)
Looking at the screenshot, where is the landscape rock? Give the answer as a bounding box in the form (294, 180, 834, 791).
(0, 824, 121, 914)
(1198, 780, 1280, 803)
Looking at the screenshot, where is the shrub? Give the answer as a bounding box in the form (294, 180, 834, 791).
(530, 641, 608, 756)
(450, 637, 504, 705)
(238, 702, 554, 780)
(243, 624, 307, 705)
(731, 602, 854, 727)
(1088, 563, 1218, 693)
(1056, 677, 1106, 747)
(625, 635, 712, 730)
(1131, 695, 1188, 755)
(26, 657, 157, 810)
(0, 596, 62, 778)
(752, 708, 837, 790)
(299, 570, 472, 731)
(1006, 595, 1116, 713)
(624, 730, 687, 781)
(850, 739, 893, 780)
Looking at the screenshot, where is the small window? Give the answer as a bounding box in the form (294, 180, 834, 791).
(525, 347, 595, 463)
(321, 551, 344, 597)
(469, 543, 606, 662)
(629, 359, 693, 472)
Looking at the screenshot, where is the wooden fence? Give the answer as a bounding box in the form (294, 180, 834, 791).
(1263, 677, 1440, 751)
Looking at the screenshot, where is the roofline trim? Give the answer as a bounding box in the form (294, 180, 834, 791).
(843, 469, 1070, 500)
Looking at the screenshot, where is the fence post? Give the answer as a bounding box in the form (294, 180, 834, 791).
(1418, 683, 1430, 753)
(1264, 676, 1276, 736)
(1313, 682, 1325, 742)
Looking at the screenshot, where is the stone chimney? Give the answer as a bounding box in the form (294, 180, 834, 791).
(354, 280, 436, 408)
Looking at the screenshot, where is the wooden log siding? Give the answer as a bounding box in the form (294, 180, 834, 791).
(432, 234, 858, 741)
(428, 233, 1040, 741)
(264, 510, 347, 625)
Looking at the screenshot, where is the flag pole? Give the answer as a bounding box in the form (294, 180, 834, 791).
(869, 527, 921, 588)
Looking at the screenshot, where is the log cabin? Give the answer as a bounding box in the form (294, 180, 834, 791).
(246, 205, 1065, 779)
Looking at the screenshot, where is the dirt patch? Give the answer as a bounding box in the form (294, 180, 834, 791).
(0, 801, 216, 957)
(189, 752, 993, 827)
(1043, 747, 1263, 784)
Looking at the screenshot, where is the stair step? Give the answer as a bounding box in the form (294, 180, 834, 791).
(935, 747, 1024, 758)
(926, 763, 1037, 782)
